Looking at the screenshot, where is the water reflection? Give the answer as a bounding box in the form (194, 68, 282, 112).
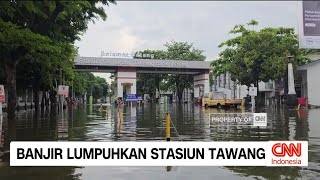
(0, 103, 319, 179)
(0, 166, 81, 180)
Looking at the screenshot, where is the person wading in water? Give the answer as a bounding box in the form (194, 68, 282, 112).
(117, 97, 123, 108)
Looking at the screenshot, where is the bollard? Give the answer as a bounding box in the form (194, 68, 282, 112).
(164, 96, 168, 113)
(89, 96, 93, 114)
(166, 113, 171, 141)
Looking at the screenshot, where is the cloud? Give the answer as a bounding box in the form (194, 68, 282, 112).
(76, 1, 300, 80)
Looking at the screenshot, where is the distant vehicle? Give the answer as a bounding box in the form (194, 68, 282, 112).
(202, 91, 244, 108)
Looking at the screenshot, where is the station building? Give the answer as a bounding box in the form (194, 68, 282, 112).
(296, 55, 320, 106)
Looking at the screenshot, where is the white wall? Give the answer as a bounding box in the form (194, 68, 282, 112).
(308, 109, 320, 139)
(116, 70, 136, 97)
(236, 85, 248, 99)
(215, 73, 276, 99)
(300, 70, 308, 99)
(194, 86, 200, 98)
(307, 64, 320, 106)
(258, 82, 266, 91)
(258, 81, 275, 92)
(216, 87, 232, 99)
(194, 73, 209, 98)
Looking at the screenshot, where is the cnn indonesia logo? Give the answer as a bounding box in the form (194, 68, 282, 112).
(271, 143, 302, 165)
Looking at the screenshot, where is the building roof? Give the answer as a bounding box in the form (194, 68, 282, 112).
(75, 56, 211, 70)
(297, 59, 320, 71)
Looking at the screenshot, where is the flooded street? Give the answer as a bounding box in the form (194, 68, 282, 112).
(0, 103, 320, 180)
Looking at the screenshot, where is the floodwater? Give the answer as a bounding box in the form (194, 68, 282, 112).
(0, 102, 319, 180)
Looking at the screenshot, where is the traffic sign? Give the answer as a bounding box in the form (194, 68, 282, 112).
(125, 94, 142, 102)
(0, 85, 5, 102)
(249, 87, 257, 97)
(125, 94, 137, 102)
(58, 85, 69, 97)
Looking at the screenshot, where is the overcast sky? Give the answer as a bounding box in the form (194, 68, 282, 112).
(75, 1, 300, 82)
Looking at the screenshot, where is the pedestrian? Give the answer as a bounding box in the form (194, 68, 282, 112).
(117, 97, 123, 108)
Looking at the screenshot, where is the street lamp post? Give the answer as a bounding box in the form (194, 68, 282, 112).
(286, 55, 297, 107)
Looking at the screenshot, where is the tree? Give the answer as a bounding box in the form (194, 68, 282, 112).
(135, 42, 205, 103)
(73, 72, 109, 101)
(137, 41, 205, 102)
(0, 1, 115, 127)
(211, 20, 316, 93)
(0, 20, 65, 123)
(92, 76, 108, 100)
(136, 49, 167, 101)
(16, 42, 76, 109)
(73, 72, 88, 97)
(164, 41, 206, 103)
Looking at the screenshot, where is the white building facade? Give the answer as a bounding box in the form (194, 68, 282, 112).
(297, 59, 320, 106)
(213, 73, 276, 100)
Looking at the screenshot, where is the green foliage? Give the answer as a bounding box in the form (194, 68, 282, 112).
(73, 72, 108, 100)
(137, 73, 157, 99)
(0, 0, 115, 122)
(92, 76, 108, 100)
(0, 1, 116, 43)
(16, 42, 76, 91)
(165, 41, 205, 61)
(164, 41, 205, 102)
(136, 41, 205, 102)
(73, 72, 92, 96)
(0, 20, 59, 61)
(211, 20, 319, 87)
(2, 0, 115, 88)
(136, 49, 167, 99)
